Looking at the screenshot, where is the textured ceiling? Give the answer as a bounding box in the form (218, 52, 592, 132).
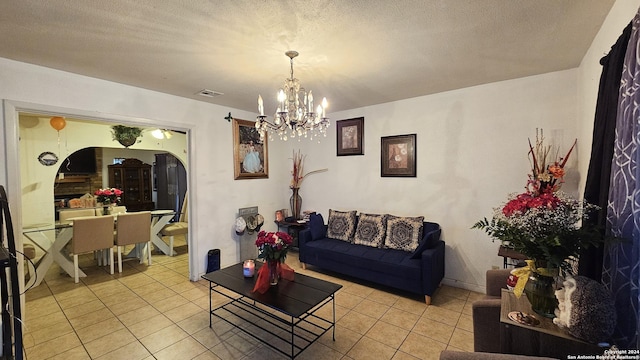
(0, 0, 615, 114)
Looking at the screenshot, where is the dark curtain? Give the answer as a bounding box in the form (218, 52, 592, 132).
(579, 22, 632, 281)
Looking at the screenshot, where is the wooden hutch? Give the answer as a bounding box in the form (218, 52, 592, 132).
(108, 158, 154, 211)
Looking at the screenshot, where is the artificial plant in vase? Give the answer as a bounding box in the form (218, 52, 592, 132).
(289, 150, 327, 219)
(473, 129, 604, 317)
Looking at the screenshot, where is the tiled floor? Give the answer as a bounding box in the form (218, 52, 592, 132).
(22, 237, 480, 359)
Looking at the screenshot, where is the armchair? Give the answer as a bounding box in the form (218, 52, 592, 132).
(472, 269, 511, 353)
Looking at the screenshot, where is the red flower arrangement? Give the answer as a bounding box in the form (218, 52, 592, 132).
(94, 188, 123, 205)
(255, 231, 293, 262)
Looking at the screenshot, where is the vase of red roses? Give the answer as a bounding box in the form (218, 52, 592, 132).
(255, 231, 293, 285)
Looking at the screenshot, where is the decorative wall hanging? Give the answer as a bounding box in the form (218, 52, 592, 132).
(381, 134, 417, 177)
(38, 151, 58, 166)
(233, 118, 269, 179)
(336, 117, 364, 156)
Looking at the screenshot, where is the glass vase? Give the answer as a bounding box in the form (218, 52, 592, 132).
(290, 188, 302, 220)
(524, 270, 558, 318)
(268, 260, 279, 286)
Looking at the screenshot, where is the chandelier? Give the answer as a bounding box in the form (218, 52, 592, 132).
(255, 51, 329, 142)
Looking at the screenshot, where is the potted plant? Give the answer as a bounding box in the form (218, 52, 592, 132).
(111, 125, 142, 147)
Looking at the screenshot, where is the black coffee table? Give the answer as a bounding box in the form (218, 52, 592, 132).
(201, 262, 342, 359)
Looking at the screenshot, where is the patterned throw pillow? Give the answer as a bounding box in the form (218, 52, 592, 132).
(353, 213, 387, 248)
(326, 209, 357, 242)
(384, 215, 424, 252)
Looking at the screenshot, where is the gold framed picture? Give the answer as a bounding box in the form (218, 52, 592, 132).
(233, 118, 268, 180)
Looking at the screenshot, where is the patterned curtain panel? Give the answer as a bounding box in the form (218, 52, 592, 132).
(605, 8, 640, 349)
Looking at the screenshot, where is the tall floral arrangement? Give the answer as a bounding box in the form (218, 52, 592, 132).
(473, 130, 603, 273)
(290, 150, 327, 189)
(95, 188, 123, 205)
(255, 231, 293, 262)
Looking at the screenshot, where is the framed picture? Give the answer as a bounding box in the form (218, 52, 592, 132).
(336, 117, 364, 156)
(381, 134, 416, 177)
(233, 118, 268, 180)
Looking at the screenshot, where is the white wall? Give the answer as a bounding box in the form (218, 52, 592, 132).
(0, 57, 285, 281)
(272, 70, 579, 292)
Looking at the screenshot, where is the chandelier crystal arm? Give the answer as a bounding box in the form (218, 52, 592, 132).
(256, 50, 329, 142)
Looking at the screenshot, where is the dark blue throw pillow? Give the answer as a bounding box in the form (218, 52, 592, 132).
(410, 226, 441, 259)
(309, 213, 326, 241)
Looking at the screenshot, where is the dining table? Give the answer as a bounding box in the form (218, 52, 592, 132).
(150, 210, 177, 256)
(23, 223, 80, 288)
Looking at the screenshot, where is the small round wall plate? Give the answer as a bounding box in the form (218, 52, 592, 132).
(38, 151, 58, 166)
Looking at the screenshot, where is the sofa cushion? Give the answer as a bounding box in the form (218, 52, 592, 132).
(353, 213, 387, 248)
(410, 224, 441, 259)
(308, 213, 326, 241)
(384, 215, 424, 252)
(326, 209, 357, 242)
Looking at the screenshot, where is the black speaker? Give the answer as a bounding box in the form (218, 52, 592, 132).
(206, 249, 220, 273)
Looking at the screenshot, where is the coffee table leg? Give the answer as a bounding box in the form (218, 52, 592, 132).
(208, 282, 212, 328)
(291, 316, 294, 359)
(332, 294, 336, 341)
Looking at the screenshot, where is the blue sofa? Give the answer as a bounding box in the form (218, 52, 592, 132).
(298, 213, 445, 304)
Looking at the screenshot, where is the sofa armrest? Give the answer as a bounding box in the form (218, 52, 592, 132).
(440, 350, 557, 360)
(472, 298, 502, 353)
(299, 229, 312, 263)
(420, 240, 445, 297)
(486, 269, 511, 297)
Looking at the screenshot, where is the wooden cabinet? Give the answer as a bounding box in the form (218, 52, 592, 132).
(108, 158, 154, 211)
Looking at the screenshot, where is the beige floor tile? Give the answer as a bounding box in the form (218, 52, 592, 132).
(77, 317, 126, 343)
(140, 324, 190, 354)
(412, 317, 455, 344)
(399, 332, 447, 360)
(26, 332, 82, 359)
(69, 307, 115, 330)
(128, 313, 173, 339)
(436, 285, 471, 301)
(336, 291, 365, 310)
(106, 295, 148, 316)
(63, 299, 106, 319)
(118, 304, 162, 327)
(342, 282, 376, 297)
(296, 341, 346, 360)
(154, 336, 208, 360)
(368, 289, 401, 306)
(456, 313, 473, 333)
(133, 280, 169, 296)
(164, 301, 202, 323)
(48, 345, 91, 360)
(365, 321, 409, 349)
(192, 327, 225, 349)
(151, 293, 190, 312)
(380, 307, 420, 330)
(138, 287, 178, 303)
(448, 328, 474, 352)
(23, 297, 61, 320)
(430, 294, 466, 313)
(347, 336, 397, 360)
(177, 311, 211, 334)
(423, 305, 461, 327)
(84, 328, 137, 358)
(392, 350, 421, 360)
(338, 310, 377, 335)
(95, 340, 151, 360)
(24, 320, 74, 347)
(352, 298, 391, 319)
(24, 309, 68, 330)
(393, 296, 428, 316)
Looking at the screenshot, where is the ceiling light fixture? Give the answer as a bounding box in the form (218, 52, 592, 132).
(151, 129, 173, 139)
(255, 51, 329, 142)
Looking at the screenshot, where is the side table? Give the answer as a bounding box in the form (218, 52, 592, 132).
(500, 289, 603, 358)
(498, 245, 527, 268)
(275, 219, 307, 249)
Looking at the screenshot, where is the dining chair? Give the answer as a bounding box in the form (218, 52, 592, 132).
(160, 194, 188, 256)
(59, 208, 95, 223)
(115, 211, 151, 273)
(70, 215, 115, 283)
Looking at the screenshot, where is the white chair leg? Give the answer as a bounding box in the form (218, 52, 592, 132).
(74, 254, 79, 283)
(118, 246, 123, 273)
(147, 241, 152, 265)
(109, 248, 114, 275)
